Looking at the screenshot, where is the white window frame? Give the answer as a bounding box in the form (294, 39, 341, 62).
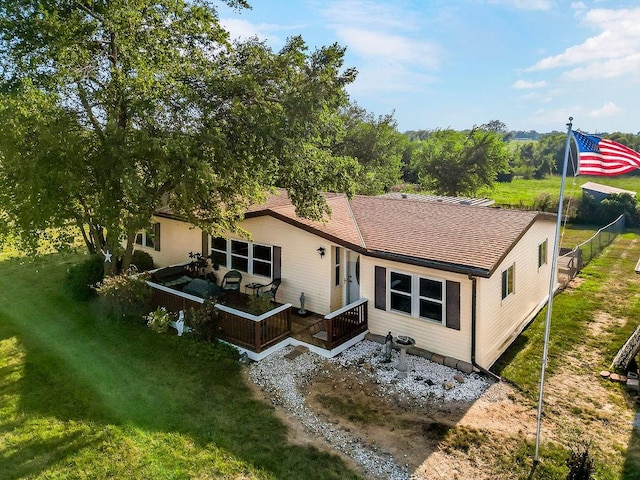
(538, 239, 548, 268)
(335, 247, 341, 287)
(502, 263, 515, 300)
(135, 230, 154, 249)
(210, 237, 273, 278)
(388, 269, 446, 325)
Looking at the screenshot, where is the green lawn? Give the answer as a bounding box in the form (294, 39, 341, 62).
(0, 253, 359, 479)
(477, 175, 640, 206)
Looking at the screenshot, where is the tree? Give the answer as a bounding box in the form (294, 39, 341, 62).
(332, 104, 407, 194)
(411, 128, 510, 196)
(0, 1, 359, 274)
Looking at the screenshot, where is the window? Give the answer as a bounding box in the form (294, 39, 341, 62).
(538, 239, 548, 268)
(210, 237, 273, 277)
(252, 244, 272, 277)
(390, 272, 412, 314)
(210, 237, 227, 268)
(135, 226, 157, 249)
(389, 270, 445, 323)
(419, 277, 443, 323)
(335, 247, 341, 287)
(231, 240, 249, 272)
(502, 264, 515, 300)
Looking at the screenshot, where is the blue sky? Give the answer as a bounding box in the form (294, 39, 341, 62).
(217, 1, 640, 134)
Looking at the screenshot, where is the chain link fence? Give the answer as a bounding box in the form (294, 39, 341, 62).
(558, 214, 625, 283)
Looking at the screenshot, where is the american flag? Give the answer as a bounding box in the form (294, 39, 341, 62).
(573, 130, 640, 176)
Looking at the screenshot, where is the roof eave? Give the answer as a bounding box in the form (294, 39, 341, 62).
(369, 251, 491, 278)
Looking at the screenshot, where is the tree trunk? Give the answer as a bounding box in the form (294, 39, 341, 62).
(121, 232, 136, 272)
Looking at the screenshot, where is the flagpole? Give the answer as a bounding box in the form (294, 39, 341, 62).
(534, 116, 573, 462)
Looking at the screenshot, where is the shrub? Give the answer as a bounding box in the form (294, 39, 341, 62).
(65, 255, 104, 301)
(131, 250, 155, 272)
(247, 294, 274, 315)
(95, 272, 152, 322)
(185, 298, 219, 342)
(145, 306, 172, 334)
(565, 441, 594, 480)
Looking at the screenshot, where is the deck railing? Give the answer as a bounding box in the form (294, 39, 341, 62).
(216, 303, 292, 352)
(147, 281, 291, 353)
(324, 298, 368, 350)
(148, 281, 204, 311)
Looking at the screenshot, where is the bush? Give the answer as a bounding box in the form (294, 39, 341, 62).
(65, 255, 104, 301)
(145, 306, 172, 334)
(247, 294, 274, 315)
(566, 441, 594, 480)
(131, 250, 155, 272)
(95, 273, 152, 322)
(185, 298, 219, 342)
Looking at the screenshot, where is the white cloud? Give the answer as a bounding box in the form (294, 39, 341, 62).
(561, 52, 640, 81)
(588, 102, 621, 119)
(220, 17, 303, 47)
(513, 79, 548, 89)
(485, 0, 553, 11)
(526, 7, 640, 81)
(320, 0, 418, 31)
(319, 0, 444, 84)
(336, 27, 442, 70)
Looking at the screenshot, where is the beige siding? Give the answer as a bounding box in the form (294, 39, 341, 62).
(475, 219, 557, 368)
(135, 216, 202, 268)
(362, 256, 472, 363)
(213, 216, 334, 315)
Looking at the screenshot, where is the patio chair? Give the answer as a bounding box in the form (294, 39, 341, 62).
(257, 278, 281, 302)
(221, 270, 243, 292)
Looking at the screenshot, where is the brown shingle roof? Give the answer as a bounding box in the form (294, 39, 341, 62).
(245, 191, 554, 277)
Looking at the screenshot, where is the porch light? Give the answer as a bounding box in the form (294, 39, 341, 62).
(317, 247, 326, 258)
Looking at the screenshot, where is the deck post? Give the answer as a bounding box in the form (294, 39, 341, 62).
(325, 318, 333, 350)
(255, 319, 262, 352)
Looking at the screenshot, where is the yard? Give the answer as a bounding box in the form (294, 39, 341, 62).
(0, 252, 359, 479)
(2, 228, 640, 479)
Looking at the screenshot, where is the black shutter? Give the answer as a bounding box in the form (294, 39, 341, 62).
(374, 266, 386, 310)
(153, 223, 161, 251)
(272, 246, 282, 280)
(446, 280, 460, 330)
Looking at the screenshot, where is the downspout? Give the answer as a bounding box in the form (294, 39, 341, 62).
(469, 274, 501, 382)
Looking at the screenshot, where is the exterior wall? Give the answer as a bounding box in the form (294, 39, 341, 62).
(135, 216, 202, 268)
(362, 255, 473, 363)
(210, 216, 335, 315)
(474, 218, 557, 368)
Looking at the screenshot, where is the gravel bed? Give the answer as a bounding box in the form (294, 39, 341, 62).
(248, 340, 492, 480)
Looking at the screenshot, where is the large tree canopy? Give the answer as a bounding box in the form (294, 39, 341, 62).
(411, 127, 510, 197)
(331, 104, 407, 195)
(0, 0, 359, 272)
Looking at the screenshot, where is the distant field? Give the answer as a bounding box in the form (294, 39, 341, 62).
(477, 175, 640, 206)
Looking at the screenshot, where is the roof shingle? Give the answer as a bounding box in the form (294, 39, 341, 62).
(245, 191, 553, 276)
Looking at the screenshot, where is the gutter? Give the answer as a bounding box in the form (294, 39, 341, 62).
(469, 274, 502, 382)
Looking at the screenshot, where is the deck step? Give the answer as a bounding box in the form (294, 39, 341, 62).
(312, 330, 328, 341)
(284, 345, 309, 360)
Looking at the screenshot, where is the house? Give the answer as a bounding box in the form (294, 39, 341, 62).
(581, 181, 636, 204)
(138, 191, 557, 371)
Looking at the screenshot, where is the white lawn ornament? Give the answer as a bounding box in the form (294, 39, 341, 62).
(173, 310, 186, 336)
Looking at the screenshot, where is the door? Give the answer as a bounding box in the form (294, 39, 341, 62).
(345, 252, 360, 304)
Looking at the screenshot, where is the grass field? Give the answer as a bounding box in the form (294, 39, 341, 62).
(493, 232, 640, 479)
(0, 253, 359, 479)
(477, 175, 640, 206)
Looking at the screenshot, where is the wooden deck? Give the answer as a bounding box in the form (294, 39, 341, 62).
(290, 311, 326, 348)
(147, 279, 368, 356)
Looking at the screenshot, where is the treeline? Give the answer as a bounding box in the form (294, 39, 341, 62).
(340, 113, 640, 197)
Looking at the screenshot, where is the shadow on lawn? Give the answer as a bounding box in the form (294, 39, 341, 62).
(0, 255, 360, 479)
